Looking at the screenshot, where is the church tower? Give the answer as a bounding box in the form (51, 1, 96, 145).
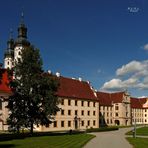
(14, 12, 30, 63)
(4, 13, 31, 69)
(4, 30, 14, 69)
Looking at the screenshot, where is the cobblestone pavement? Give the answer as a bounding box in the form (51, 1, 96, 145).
(84, 127, 133, 148)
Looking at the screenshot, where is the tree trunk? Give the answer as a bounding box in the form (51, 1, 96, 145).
(30, 122, 34, 135)
(16, 125, 20, 134)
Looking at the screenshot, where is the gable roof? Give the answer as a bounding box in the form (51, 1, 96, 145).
(96, 91, 125, 106)
(57, 76, 98, 101)
(0, 69, 11, 94)
(111, 92, 125, 103)
(96, 92, 112, 106)
(131, 97, 148, 109)
(130, 97, 142, 109)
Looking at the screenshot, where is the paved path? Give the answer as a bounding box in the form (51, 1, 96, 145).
(84, 127, 133, 148)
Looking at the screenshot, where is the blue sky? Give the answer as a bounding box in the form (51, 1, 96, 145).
(0, 0, 148, 97)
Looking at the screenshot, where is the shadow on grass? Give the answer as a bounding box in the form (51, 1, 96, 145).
(0, 144, 16, 148)
(0, 130, 85, 142)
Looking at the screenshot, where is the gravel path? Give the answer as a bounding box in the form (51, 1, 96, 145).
(84, 127, 133, 148)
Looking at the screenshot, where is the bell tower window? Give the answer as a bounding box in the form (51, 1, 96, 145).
(18, 51, 21, 56)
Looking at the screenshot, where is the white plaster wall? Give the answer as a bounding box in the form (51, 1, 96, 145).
(39, 97, 99, 131)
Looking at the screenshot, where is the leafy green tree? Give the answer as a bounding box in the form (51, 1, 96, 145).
(7, 46, 59, 134)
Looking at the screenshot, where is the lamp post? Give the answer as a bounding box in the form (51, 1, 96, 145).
(133, 112, 136, 138)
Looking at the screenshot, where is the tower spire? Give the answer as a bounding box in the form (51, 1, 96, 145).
(9, 28, 13, 39)
(15, 11, 30, 46)
(20, 11, 24, 25)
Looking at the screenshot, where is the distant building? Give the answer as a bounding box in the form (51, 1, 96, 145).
(97, 91, 131, 127)
(131, 97, 148, 125)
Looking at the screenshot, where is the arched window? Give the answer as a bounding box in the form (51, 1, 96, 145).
(18, 51, 21, 56)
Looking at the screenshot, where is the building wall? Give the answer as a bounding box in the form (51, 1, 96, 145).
(99, 106, 113, 126)
(99, 93, 131, 127)
(144, 109, 148, 124)
(114, 103, 131, 126)
(38, 97, 99, 131)
(132, 108, 145, 125)
(0, 95, 9, 131)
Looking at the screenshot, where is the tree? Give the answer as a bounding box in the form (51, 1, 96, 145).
(7, 46, 59, 134)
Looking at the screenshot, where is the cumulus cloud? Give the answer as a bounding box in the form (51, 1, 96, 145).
(116, 60, 145, 76)
(101, 60, 148, 91)
(143, 43, 148, 50)
(101, 79, 123, 90)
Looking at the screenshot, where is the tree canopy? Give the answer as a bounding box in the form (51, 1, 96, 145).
(7, 46, 59, 134)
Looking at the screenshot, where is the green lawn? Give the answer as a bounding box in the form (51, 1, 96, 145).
(127, 137, 148, 148)
(126, 126, 148, 136)
(0, 134, 95, 148)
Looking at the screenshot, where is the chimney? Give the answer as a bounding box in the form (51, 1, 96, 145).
(87, 81, 90, 84)
(56, 72, 60, 77)
(48, 70, 52, 74)
(78, 77, 82, 81)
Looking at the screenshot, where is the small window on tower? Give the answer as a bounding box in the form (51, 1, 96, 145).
(18, 58, 21, 63)
(18, 51, 21, 55)
(7, 61, 9, 65)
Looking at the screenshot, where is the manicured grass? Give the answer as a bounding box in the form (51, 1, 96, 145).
(126, 126, 148, 136)
(127, 137, 148, 148)
(0, 133, 95, 148)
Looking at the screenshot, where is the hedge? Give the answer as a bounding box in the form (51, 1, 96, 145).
(86, 127, 119, 133)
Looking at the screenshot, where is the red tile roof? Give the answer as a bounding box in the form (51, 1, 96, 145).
(130, 97, 142, 108)
(0, 69, 11, 94)
(57, 76, 98, 101)
(131, 97, 148, 109)
(111, 92, 124, 103)
(96, 91, 125, 106)
(96, 92, 112, 106)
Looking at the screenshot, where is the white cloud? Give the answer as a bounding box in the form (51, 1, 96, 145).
(123, 77, 138, 86)
(116, 60, 144, 76)
(144, 43, 148, 50)
(101, 60, 148, 91)
(101, 79, 123, 90)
